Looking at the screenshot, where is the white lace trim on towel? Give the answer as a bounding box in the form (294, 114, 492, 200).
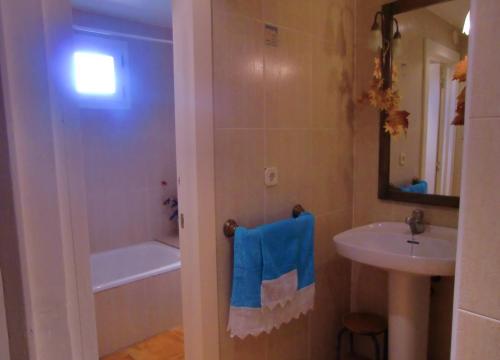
(261, 269, 298, 310)
(228, 284, 315, 339)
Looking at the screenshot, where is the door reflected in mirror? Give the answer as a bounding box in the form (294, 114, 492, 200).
(389, 0, 469, 197)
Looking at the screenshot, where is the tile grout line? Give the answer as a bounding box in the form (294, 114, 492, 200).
(458, 308, 500, 324)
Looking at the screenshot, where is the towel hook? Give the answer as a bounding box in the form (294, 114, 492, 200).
(224, 204, 306, 238)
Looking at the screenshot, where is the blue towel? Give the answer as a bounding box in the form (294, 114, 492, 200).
(260, 213, 315, 308)
(228, 212, 315, 338)
(400, 180, 428, 194)
(230, 226, 263, 308)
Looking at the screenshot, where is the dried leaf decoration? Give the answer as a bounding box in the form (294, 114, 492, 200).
(385, 110, 410, 136)
(452, 88, 466, 125)
(452, 56, 467, 126)
(358, 56, 409, 136)
(453, 56, 467, 82)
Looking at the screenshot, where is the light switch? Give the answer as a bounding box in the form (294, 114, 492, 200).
(399, 152, 407, 166)
(264, 167, 279, 187)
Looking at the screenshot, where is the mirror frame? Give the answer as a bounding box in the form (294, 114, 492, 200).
(378, 0, 460, 208)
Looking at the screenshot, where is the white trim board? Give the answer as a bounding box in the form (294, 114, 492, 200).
(172, 0, 220, 358)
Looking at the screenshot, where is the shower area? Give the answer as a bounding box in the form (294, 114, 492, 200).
(69, 0, 181, 357)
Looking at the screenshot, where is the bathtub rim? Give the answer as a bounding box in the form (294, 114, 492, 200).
(91, 241, 181, 293)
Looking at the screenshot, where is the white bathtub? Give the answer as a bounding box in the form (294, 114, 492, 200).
(91, 240, 181, 293)
(91, 240, 182, 356)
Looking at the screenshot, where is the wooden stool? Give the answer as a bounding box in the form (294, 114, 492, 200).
(336, 313, 388, 360)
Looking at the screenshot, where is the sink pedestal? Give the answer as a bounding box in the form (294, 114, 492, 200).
(388, 271, 430, 360)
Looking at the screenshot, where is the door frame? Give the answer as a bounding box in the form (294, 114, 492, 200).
(0, 0, 219, 358)
(172, 0, 220, 358)
(421, 38, 460, 190)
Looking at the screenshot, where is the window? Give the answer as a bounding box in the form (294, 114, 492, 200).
(73, 52, 117, 95)
(73, 34, 129, 109)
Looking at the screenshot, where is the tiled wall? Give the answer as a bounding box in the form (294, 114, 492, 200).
(73, 12, 178, 253)
(353, 1, 460, 358)
(95, 269, 182, 356)
(212, 0, 355, 358)
(452, 0, 500, 358)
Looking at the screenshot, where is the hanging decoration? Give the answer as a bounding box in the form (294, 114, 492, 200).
(451, 56, 467, 126)
(358, 12, 410, 137)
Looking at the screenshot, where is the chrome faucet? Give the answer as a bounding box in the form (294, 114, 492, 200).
(405, 209, 425, 235)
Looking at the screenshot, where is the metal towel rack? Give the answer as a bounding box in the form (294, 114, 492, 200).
(223, 204, 306, 238)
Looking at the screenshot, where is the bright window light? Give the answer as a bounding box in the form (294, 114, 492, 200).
(463, 11, 470, 36)
(73, 51, 117, 95)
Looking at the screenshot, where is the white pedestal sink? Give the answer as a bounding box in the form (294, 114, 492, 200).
(334, 222, 457, 360)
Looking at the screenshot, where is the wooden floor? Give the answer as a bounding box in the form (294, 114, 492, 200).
(101, 327, 184, 360)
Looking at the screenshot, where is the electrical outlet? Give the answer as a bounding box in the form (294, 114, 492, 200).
(399, 152, 407, 166)
(264, 167, 279, 187)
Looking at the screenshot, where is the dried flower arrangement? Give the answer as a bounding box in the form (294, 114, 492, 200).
(358, 57, 410, 137)
(451, 56, 467, 126)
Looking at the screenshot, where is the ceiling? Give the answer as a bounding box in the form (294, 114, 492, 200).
(72, 0, 172, 27)
(427, 0, 470, 30)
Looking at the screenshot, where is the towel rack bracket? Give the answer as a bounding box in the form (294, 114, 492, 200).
(224, 219, 238, 238)
(292, 204, 305, 218)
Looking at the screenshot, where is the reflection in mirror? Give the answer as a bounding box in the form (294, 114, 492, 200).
(389, 0, 469, 196)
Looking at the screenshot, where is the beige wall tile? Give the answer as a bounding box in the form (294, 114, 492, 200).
(310, 259, 351, 360)
(312, 39, 340, 129)
(263, 0, 312, 33)
(214, 129, 266, 229)
(311, 34, 355, 132)
(468, 0, 500, 118)
(310, 130, 337, 214)
(312, 0, 338, 44)
(314, 210, 352, 269)
(457, 117, 500, 320)
(428, 278, 454, 360)
(310, 129, 353, 216)
(219, 332, 269, 360)
(213, 12, 265, 129)
(454, 310, 500, 360)
(264, 28, 313, 129)
(265, 130, 313, 222)
(351, 263, 388, 316)
(268, 315, 310, 360)
(213, 0, 262, 20)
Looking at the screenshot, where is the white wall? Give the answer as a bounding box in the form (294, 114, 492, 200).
(73, 11, 178, 253)
(0, 0, 98, 358)
(451, 0, 500, 358)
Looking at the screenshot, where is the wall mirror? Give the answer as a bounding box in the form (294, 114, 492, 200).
(378, 0, 469, 208)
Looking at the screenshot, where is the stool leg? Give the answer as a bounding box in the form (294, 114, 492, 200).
(371, 335, 381, 360)
(383, 330, 388, 360)
(336, 327, 348, 360)
(349, 332, 354, 354)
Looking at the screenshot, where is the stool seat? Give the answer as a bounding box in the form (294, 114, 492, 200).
(336, 312, 388, 360)
(343, 313, 387, 335)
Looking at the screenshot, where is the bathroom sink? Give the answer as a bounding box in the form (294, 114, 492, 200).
(334, 222, 457, 276)
(333, 222, 457, 360)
